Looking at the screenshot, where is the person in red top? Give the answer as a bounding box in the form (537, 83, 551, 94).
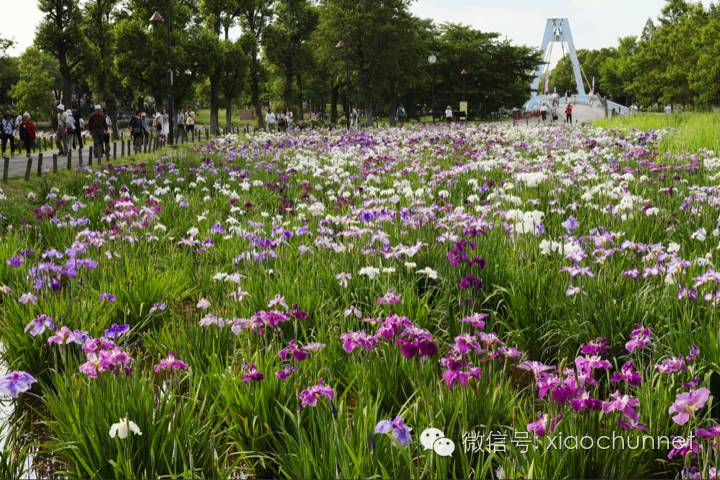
(565, 103, 574, 124)
(18, 112, 36, 158)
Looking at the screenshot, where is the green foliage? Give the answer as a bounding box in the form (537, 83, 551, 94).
(9, 47, 60, 121)
(0, 38, 19, 108)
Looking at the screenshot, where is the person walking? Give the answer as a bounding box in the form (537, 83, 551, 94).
(88, 105, 108, 160)
(65, 110, 77, 150)
(445, 105, 453, 125)
(161, 111, 169, 143)
(103, 109, 112, 159)
(396, 104, 407, 126)
(74, 108, 84, 149)
(350, 109, 358, 129)
(265, 108, 276, 132)
(565, 102, 574, 124)
(154, 112, 164, 146)
(55, 104, 69, 155)
(1, 111, 16, 158)
(129, 110, 144, 152)
(286, 110, 294, 130)
(185, 108, 195, 136)
(141, 112, 150, 146)
(18, 113, 36, 158)
(176, 110, 186, 141)
(540, 103, 548, 122)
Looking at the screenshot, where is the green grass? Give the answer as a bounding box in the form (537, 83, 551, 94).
(595, 111, 720, 154)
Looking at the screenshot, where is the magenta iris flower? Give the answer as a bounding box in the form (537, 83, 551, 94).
(275, 365, 299, 380)
(279, 340, 309, 362)
(625, 324, 653, 353)
(375, 416, 412, 446)
(299, 378, 335, 408)
(154, 352, 189, 373)
(242, 364, 264, 383)
(602, 390, 641, 420)
(0, 371, 36, 398)
(340, 331, 376, 353)
(527, 412, 561, 437)
(48, 326, 86, 346)
(669, 388, 710, 425)
(610, 360, 642, 387)
(25, 314, 54, 337)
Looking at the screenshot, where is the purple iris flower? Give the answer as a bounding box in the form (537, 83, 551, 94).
(0, 371, 36, 398)
(99, 292, 116, 302)
(25, 314, 54, 337)
(375, 416, 412, 446)
(104, 323, 130, 338)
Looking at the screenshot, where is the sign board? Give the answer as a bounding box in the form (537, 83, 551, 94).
(460, 102, 468, 114)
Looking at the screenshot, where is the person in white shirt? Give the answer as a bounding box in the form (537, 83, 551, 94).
(445, 105, 453, 125)
(286, 110, 294, 130)
(265, 109, 277, 132)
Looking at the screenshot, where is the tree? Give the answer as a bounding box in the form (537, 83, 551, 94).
(81, 0, 123, 136)
(114, 0, 207, 115)
(599, 37, 637, 105)
(219, 39, 249, 129)
(316, 0, 416, 124)
(237, 0, 275, 128)
(36, 0, 84, 105)
(10, 47, 61, 121)
(0, 39, 19, 108)
(263, 0, 318, 115)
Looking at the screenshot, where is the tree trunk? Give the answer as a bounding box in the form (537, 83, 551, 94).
(250, 44, 263, 128)
(210, 79, 220, 134)
(225, 97, 232, 132)
(330, 84, 338, 124)
(284, 67, 293, 111)
(59, 57, 73, 106)
(296, 72, 304, 122)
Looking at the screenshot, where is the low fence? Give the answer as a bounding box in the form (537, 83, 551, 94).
(2, 126, 244, 183)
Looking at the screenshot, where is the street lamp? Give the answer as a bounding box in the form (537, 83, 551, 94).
(460, 68, 467, 102)
(428, 54, 437, 124)
(151, 11, 174, 145)
(336, 40, 350, 130)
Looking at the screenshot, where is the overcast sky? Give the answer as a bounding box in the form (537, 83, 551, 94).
(1, 0, 713, 56)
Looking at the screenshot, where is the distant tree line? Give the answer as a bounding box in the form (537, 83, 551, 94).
(0, 0, 540, 129)
(551, 0, 720, 108)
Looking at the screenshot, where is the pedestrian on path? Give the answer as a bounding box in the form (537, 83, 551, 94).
(103, 109, 112, 159)
(55, 104, 69, 155)
(445, 105, 453, 125)
(1, 111, 16, 158)
(18, 113, 36, 158)
(88, 105, 108, 160)
(141, 112, 150, 146)
(176, 110, 186, 141)
(129, 110, 144, 151)
(73, 108, 84, 149)
(565, 102, 574, 124)
(66, 110, 77, 150)
(265, 108, 277, 132)
(185, 108, 195, 135)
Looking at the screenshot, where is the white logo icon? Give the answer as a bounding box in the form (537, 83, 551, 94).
(420, 427, 455, 457)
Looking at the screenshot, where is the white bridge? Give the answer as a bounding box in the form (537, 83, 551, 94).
(524, 18, 629, 117)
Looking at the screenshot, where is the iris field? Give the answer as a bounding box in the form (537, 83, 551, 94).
(1, 122, 719, 479)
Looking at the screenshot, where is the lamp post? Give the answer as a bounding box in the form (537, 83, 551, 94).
(336, 41, 350, 130)
(460, 68, 467, 102)
(428, 54, 437, 124)
(151, 10, 174, 145)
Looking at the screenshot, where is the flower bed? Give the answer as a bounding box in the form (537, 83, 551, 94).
(0, 124, 719, 478)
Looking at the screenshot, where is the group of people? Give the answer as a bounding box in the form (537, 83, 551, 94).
(1, 111, 37, 159)
(535, 101, 574, 123)
(264, 108, 295, 132)
(56, 103, 112, 160)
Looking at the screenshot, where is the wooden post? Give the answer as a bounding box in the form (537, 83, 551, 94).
(2, 157, 8, 183)
(191, 129, 195, 142)
(24, 157, 32, 181)
(52, 153, 58, 173)
(88, 147, 93, 166)
(66, 150, 72, 170)
(37, 153, 43, 177)
(78, 147, 83, 167)
(121, 140, 124, 157)
(113, 141, 117, 159)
